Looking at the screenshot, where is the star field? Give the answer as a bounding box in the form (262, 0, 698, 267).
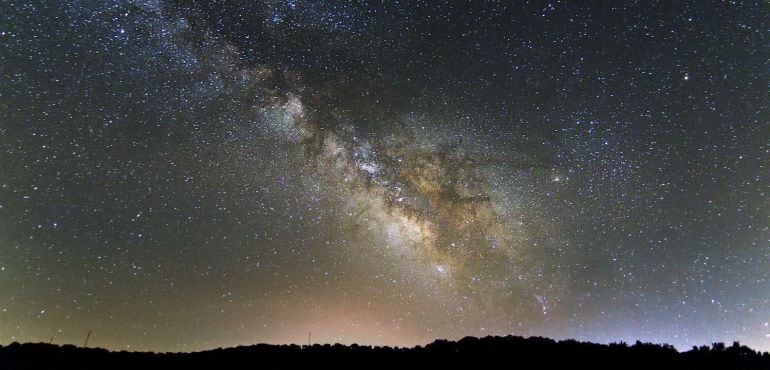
(0, 0, 768, 352)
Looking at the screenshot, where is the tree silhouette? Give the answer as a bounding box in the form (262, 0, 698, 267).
(1, 335, 769, 370)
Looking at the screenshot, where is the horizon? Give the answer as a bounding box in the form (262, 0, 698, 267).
(5, 334, 770, 370)
(3, 328, 769, 354)
(4, 333, 768, 355)
(1, 1, 768, 354)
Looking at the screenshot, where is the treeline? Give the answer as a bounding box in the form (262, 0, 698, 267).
(1, 335, 769, 370)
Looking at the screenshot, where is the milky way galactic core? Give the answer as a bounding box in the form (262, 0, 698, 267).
(0, 1, 768, 352)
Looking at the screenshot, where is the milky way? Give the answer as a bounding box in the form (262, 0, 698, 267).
(0, 1, 768, 352)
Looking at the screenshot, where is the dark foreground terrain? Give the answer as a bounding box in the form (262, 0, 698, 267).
(2, 336, 768, 370)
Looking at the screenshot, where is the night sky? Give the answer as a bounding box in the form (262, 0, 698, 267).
(1, 0, 769, 352)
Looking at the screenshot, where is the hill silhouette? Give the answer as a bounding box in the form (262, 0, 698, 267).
(1, 335, 768, 370)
